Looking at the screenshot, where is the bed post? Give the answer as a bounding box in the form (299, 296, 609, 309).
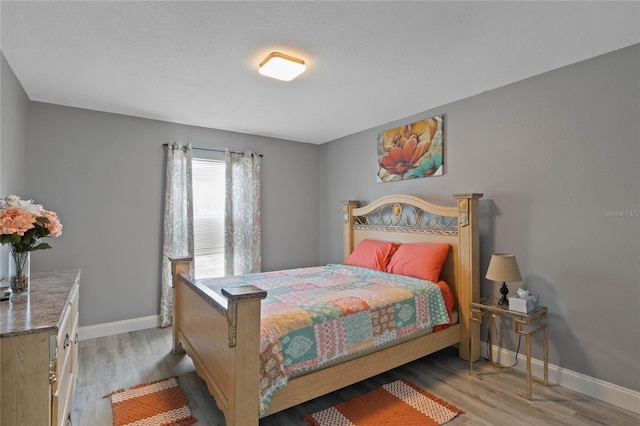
(342, 200, 360, 260)
(221, 286, 267, 425)
(170, 256, 193, 354)
(453, 193, 482, 362)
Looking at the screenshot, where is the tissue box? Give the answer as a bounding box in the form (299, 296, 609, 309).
(508, 294, 539, 313)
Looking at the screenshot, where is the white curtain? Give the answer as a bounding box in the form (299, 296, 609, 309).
(161, 142, 194, 327)
(224, 149, 261, 276)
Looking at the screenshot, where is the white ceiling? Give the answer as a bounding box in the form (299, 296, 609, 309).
(1, 1, 639, 144)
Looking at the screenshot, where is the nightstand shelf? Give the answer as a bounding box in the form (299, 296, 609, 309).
(469, 298, 548, 400)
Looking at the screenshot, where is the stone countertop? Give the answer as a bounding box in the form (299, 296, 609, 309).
(0, 270, 81, 338)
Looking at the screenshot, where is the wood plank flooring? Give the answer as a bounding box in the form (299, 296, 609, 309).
(72, 327, 639, 425)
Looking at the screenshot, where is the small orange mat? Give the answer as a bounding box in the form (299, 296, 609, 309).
(105, 376, 197, 426)
(303, 379, 464, 426)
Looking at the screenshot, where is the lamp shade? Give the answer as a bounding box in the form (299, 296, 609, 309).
(486, 253, 522, 282)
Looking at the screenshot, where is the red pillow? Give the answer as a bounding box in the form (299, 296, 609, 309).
(386, 243, 451, 282)
(344, 239, 399, 272)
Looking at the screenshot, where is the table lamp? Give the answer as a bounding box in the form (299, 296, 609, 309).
(486, 253, 522, 306)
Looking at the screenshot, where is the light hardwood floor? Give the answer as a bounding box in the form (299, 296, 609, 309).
(72, 327, 639, 425)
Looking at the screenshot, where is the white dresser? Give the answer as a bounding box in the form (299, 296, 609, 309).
(0, 270, 81, 426)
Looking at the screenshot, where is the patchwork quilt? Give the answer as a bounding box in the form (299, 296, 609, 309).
(200, 264, 450, 415)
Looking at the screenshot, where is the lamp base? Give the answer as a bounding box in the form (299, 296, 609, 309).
(498, 282, 509, 306)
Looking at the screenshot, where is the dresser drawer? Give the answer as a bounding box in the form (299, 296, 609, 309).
(54, 308, 73, 390)
(69, 283, 79, 313)
(71, 310, 79, 374)
(52, 281, 79, 426)
(56, 283, 78, 372)
(52, 351, 73, 426)
(68, 283, 79, 374)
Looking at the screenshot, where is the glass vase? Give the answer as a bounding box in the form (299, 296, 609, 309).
(8, 248, 30, 294)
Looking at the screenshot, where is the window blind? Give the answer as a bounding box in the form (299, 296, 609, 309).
(192, 158, 225, 279)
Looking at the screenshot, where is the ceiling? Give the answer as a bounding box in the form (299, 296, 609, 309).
(1, 1, 639, 144)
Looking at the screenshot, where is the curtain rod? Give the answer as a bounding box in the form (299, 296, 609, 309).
(162, 143, 263, 157)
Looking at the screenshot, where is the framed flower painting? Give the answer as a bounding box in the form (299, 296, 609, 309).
(377, 114, 444, 182)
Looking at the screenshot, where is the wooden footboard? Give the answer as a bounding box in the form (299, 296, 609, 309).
(170, 193, 482, 425)
(171, 258, 266, 425)
(264, 323, 461, 416)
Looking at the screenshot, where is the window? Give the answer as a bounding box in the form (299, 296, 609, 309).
(192, 158, 225, 279)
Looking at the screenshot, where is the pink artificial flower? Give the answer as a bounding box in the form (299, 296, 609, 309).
(0, 208, 36, 236)
(41, 210, 63, 237)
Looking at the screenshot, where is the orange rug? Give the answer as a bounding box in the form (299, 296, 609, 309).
(105, 376, 197, 426)
(303, 379, 464, 426)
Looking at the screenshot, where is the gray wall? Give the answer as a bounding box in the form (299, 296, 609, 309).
(318, 45, 640, 392)
(0, 52, 29, 276)
(26, 103, 320, 326)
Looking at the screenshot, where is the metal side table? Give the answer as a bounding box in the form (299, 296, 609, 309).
(469, 298, 548, 400)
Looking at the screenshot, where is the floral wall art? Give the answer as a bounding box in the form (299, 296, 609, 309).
(377, 115, 444, 182)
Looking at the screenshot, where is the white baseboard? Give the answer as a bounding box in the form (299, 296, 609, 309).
(481, 342, 640, 414)
(78, 315, 161, 341)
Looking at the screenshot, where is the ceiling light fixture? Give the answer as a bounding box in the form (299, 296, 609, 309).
(258, 52, 306, 81)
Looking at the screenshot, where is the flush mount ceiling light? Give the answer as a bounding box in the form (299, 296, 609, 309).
(258, 52, 306, 81)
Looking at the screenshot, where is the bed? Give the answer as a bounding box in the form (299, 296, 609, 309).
(170, 193, 482, 425)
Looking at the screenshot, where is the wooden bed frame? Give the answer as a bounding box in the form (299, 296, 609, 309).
(170, 193, 482, 425)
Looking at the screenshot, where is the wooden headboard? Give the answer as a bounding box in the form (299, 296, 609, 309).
(342, 193, 482, 360)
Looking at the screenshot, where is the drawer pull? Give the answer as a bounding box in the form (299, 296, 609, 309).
(74, 333, 79, 344)
(64, 334, 70, 350)
(49, 359, 57, 384)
